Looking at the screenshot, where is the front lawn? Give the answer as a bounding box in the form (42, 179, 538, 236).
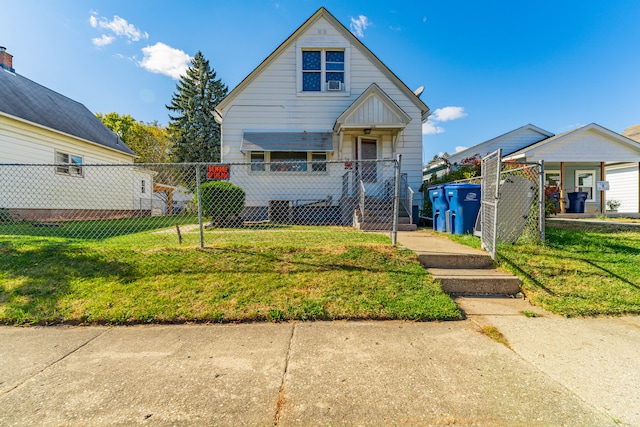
(449, 222, 640, 317)
(0, 227, 461, 325)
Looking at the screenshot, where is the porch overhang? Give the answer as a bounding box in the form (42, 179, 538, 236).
(241, 132, 333, 152)
(333, 83, 411, 134)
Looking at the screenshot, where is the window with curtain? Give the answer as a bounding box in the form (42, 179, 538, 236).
(576, 170, 595, 201)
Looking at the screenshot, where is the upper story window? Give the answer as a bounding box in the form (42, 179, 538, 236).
(55, 151, 83, 177)
(302, 49, 345, 92)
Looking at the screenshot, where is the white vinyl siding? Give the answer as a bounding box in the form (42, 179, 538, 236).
(606, 163, 639, 213)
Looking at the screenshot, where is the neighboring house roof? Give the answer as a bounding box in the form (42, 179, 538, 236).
(505, 123, 640, 162)
(0, 68, 134, 156)
(622, 124, 640, 143)
(444, 124, 553, 165)
(334, 83, 412, 132)
(215, 7, 430, 120)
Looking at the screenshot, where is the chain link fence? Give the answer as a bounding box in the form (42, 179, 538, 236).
(473, 160, 544, 252)
(423, 154, 544, 259)
(1, 159, 413, 245)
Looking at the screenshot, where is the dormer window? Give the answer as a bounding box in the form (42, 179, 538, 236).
(301, 49, 345, 92)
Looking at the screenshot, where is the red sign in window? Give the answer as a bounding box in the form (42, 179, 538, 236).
(207, 165, 230, 180)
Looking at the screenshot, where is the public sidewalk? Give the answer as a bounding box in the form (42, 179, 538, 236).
(2, 230, 639, 425)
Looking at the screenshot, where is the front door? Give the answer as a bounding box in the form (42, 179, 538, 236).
(357, 138, 378, 183)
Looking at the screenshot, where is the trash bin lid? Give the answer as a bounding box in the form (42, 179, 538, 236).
(443, 183, 481, 190)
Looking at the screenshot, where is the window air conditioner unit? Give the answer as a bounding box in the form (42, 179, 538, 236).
(327, 80, 342, 91)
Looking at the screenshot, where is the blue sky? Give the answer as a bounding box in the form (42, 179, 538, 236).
(3, 1, 640, 163)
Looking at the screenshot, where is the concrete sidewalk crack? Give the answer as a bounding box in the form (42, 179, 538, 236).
(273, 322, 296, 426)
(1, 328, 111, 396)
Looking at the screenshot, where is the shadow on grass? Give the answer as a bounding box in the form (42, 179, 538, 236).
(0, 240, 134, 324)
(497, 249, 557, 296)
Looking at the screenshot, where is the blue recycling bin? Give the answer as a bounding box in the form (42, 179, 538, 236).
(444, 183, 481, 234)
(428, 185, 449, 232)
(566, 191, 588, 213)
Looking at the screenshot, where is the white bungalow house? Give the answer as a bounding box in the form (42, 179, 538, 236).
(0, 47, 153, 221)
(214, 8, 430, 227)
(424, 121, 640, 214)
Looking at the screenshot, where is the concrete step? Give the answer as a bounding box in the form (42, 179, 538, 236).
(398, 223, 417, 231)
(427, 268, 521, 296)
(418, 253, 493, 269)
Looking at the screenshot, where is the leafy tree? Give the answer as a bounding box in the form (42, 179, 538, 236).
(96, 113, 173, 164)
(96, 112, 137, 143)
(167, 51, 228, 163)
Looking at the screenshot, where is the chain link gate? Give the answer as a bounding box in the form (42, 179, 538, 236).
(481, 149, 502, 259)
(0, 159, 412, 246)
(480, 150, 545, 259)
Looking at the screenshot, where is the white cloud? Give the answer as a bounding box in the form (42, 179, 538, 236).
(90, 13, 149, 42)
(431, 106, 467, 122)
(454, 146, 468, 153)
(422, 106, 467, 135)
(138, 42, 192, 80)
(423, 122, 445, 135)
(350, 15, 371, 38)
(389, 26, 402, 31)
(92, 34, 115, 47)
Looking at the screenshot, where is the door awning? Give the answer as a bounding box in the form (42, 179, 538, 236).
(241, 132, 333, 152)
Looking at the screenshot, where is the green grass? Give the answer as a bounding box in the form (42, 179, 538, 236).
(0, 226, 461, 325)
(447, 222, 640, 317)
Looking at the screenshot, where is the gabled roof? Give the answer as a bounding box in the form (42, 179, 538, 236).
(444, 124, 553, 165)
(0, 68, 134, 156)
(334, 83, 411, 132)
(215, 7, 429, 119)
(505, 123, 640, 162)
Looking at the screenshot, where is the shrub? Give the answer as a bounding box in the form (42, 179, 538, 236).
(198, 181, 246, 226)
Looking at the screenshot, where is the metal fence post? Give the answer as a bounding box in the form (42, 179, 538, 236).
(392, 154, 402, 245)
(539, 160, 545, 243)
(195, 165, 204, 249)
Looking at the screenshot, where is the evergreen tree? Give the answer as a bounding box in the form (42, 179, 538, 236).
(167, 51, 228, 163)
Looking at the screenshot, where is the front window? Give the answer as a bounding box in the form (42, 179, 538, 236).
(311, 152, 327, 172)
(55, 151, 83, 177)
(576, 170, 596, 201)
(544, 170, 560, 187)
(270, 152, 308, 172)
(302, 49, 344, 92)
(251, 152, 265, 172)
(248, 152, 329, 173)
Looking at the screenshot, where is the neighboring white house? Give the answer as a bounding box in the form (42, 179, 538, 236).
(0, 47, 153, 220)
(426, 122, 640, 214)
(214, 8, 430, 226)
(423, 124, 553, 180)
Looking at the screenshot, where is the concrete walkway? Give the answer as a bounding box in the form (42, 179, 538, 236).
(2, 231, 639, 426)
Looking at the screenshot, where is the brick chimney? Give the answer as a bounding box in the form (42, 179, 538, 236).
(0, 46, 15, 73)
